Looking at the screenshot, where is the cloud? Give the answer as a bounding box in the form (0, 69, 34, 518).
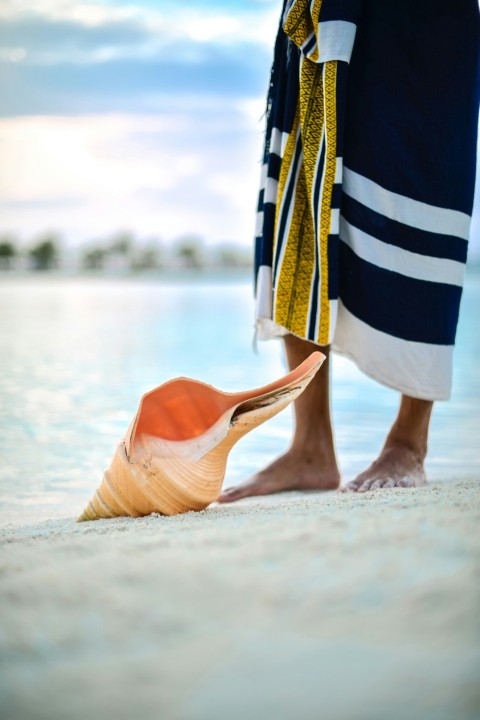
(0, 104, 266, 245)
(0, 1, 276, 245)
(0, 18, 153, 70)
(0, 1, 277, 117)
(0, 1, 148, 26)
(0, 1, 279, 64)
(1, 46, 271, 117)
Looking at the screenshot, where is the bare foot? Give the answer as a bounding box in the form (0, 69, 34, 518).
(217, 448, 340, 503)
(339, 441, 427, 493)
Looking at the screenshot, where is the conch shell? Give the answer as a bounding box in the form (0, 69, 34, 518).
(78, 351, 325, 521)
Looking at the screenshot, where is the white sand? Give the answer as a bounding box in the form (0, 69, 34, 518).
(1, 479, 479, 720)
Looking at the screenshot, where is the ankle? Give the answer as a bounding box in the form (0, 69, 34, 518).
(290, 435, 338, 465)
(384, 430, 427, 461)
(385, 395, 433, 461)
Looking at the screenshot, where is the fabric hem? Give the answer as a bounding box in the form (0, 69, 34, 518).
(330, 343, 451, 402)
(254, 319, 451, 401)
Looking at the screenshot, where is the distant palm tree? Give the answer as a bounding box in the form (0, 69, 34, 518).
(0, 236, 17, 270)
(175, 236, 204, 269)
(82, 246, 108, 271)
(215, 243, 252, 269)
(109, 231, 134, 257)
(29, 234, 60, 271)
(130, 245, 163, 271)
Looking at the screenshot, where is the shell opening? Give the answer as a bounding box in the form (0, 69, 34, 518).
(133, 379, 236, 443)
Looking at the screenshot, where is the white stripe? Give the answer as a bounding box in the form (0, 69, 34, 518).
(343, 167, 471, 240)
(258, 162, 267, 192)
(328, 299, 338, 345)
(334, 157, 343, 184)
(255, 265, 273, 320)
(330, 208, 340, 235)
(315, 21, 357, 63)
(340, 217, 466, 287)
(264, 178, 279, 205)
(255, 211, 264, 237)
(269, 128, 282, 157)
(269, 127, 290, 158)
(332, 301, 453, 400)
(254, 318, 287, 341)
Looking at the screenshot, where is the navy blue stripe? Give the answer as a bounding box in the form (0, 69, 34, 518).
(338, 242, 462, 345)
(270, 30, 299, 136)
(344, 0, 480, 214)
(307, 272, 319, 340)
(254, 242, 261, 291)
(331, 183, 342, 210)
(335, 62, 348, 158)
(267, 153, 281, 181)
(328, 233, 340, 300)
(257, 189, 264, 213)
(258, 204, 276, 266)
(273, 134, 303, 280)
(341, 194, 468, 263)
(315, 0, 363, 24)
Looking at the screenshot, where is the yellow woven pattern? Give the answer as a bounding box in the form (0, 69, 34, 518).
(308, 0, 324, 62)
(274, 169, 315, 335)
(284, 0, 324, 62)
(317, 60, 337, 344)
(273, 56, 337, 342)
(269, 1, 340, 344)
(299, 54, 325, 208)
(283, 0, 314, 47)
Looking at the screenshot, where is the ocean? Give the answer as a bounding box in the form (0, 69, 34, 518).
(0, 269, 478, 525)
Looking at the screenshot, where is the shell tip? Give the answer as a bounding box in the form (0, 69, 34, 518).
(77, 509, 92, 523)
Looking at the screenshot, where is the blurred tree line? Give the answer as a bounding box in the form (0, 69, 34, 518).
(0, 233, 59, 271)
(0, 231, 252, 273)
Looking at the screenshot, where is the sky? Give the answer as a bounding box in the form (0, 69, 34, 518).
(0, 0, 279, 249)
(0, 0, 479, 252)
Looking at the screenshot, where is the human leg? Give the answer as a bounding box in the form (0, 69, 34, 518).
(217, 333, 340, 503)
(333, 0, 478, 490)
(340, 395, 433, 492)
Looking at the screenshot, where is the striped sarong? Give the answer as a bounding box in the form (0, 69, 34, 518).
(254, 0, 480, 400)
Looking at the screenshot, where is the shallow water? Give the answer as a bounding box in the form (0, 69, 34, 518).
(0, 270, 478, 525)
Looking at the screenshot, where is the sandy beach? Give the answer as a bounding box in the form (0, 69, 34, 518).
(1, 478, 479, 720)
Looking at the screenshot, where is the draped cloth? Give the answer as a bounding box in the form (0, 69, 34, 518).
(254, 0, 480, 400)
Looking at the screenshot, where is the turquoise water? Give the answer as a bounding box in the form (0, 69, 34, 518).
(0, 271, 478, 525)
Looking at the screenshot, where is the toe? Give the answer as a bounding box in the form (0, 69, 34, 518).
(217, 486, 246, 503)
(357, 478, 375, 493)
(217, 479, 262, 503)
(338, 479, 363, 493)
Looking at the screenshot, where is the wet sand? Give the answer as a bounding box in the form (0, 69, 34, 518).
(1, 478, 479, 720)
